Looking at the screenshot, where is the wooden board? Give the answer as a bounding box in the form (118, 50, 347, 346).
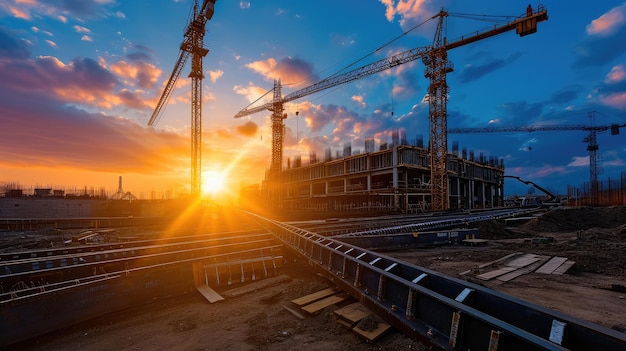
(552, 260, 575, 275)
(291, 287, 338, 306)
(334, 302, 371, 326)
(222, 275, 291, 298)
(506, 254, 541, 268)
(535, 256, 568, 274)
(496, 259, 548, 282)
(477, 266, 517, 280)
(353, 316, 391, 342)
(478, 252, 522, 269)
(196, 285, 224, 303)
(301, 294, 347, 314)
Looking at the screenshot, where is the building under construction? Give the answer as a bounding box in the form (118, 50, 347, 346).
(249, 132, 505, 214)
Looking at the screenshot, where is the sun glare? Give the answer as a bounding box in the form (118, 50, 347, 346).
(202, 170, 227, 195)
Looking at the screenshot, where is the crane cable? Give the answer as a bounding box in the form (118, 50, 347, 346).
(283, 14, 437, 88)
(237, 86, 275, 113)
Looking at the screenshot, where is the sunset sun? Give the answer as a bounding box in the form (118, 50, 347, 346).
(202, 170, 227, 195)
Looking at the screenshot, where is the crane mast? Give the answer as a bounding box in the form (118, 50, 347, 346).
(148, 0, 216, 197)
(235, 5, 548, 211)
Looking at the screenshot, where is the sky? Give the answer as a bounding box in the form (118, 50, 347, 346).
(1, 0, 626, 201)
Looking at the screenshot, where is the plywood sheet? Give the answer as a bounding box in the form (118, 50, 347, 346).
(196, 285, 224, 303)
(334, 302, 371, 325)
(496, 258, 548, 282)
(552, 260, 575, 275)
(353, 316, 391, 342)
(535, 256, 568, 274)
(477, 266, 517, 280)
(291, 287, 338, 306)
(506, 254, 541, 268)
(222, 275, 291, 298)
(301, 294, 347, 314)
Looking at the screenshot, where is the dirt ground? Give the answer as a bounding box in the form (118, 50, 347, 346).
(5, 206, 626, 350)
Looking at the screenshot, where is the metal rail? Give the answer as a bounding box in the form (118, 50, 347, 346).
(244, 211, 626, 351)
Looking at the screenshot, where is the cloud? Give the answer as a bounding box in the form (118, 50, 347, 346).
(547, 89, 581, 105)
(110, 59, 161, 89)
(81, 35, 93, 42)
(352, 95, 367, 108)
(208, 69, 223, 83)
(586, 3, 626, 36)
(568, 156, 590, 167)
(74, 25, 91, 34)
(245, 57, 318, 87)
(45, 39, 58, 48)
(574, 3, 626, 67)
(379, 0, 436, 33)
(233, 82, 273, 105)
(4, 0, 118, 21)
(236, 121, 259, 136)
(0, 90, 188, 174)
(0, 27, 30, 59)
(593, 65, 626, 110)
(457, 52, 522, 83)
(606, 64, 626, 83)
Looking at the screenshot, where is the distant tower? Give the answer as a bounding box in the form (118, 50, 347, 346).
(110, 176, 137, 201)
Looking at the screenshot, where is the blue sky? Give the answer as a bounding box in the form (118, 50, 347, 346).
(1, 0, 625, 199)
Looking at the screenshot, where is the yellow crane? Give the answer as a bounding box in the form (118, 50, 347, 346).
(235, 5, 548, 211)
(148, 0, 217, 197)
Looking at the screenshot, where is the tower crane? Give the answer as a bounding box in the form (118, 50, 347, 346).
(148, 0, 217, 197)
(448, 120, 626, 187)
(235, 5, 548, 211)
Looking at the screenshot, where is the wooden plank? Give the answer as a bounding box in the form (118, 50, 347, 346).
(196, 285, 224, 303)
(497, 259, 548, 282)
(535, 256, 568, 274)
(477, 266, 517, 281)
(280, 304, 306, 320)
(334, 302, 371, 326)
(353, 315, 391, 342)
(552, 260, 575, 275)
(337, 319, 354, 328)
(222, 275, 291, 298)
(301, 294, 347, 314)
(478, 252, 522, 269)
(291, 287, 338, 306)
(506, 254, 541, 268)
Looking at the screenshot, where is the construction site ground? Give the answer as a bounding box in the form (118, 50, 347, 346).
(6, 206, 626, 350)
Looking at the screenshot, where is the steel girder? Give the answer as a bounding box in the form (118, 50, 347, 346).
(245, 212, 626, 351)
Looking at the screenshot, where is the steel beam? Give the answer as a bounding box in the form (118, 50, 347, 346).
(245, 211, 626, 351)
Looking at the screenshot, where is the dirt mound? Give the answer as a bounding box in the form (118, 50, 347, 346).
(521, 206, 626, 232)
(474, 220, 522, 240)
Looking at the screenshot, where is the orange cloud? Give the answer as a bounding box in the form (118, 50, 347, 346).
(600, 92, 626, 110)
(245, 57, 317, 87)
(605, 65, 626, 83)
(111, 60, 161, 89)
(208, 69, 223, 83)
(586, 3, 626, 36)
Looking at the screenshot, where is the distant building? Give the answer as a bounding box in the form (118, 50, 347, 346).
(258, 141, 504, 214)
